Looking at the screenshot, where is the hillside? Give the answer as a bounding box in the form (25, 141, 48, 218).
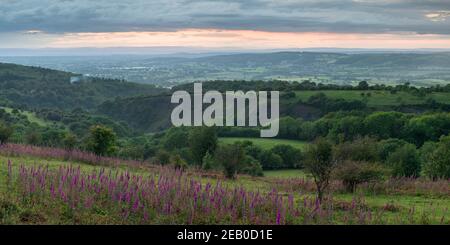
(0, 63, 167, 110)
(96, 81, 450, 133)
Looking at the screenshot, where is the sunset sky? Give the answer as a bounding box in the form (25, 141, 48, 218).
(1, 0, 450, 50)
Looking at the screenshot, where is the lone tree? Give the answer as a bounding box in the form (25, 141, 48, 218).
(0, 122, 13, 145)
(358, 80, 369, 90)
(87, 125, 116, 156)
(304, 138, 335, 202)
(215, 143, 245, 179)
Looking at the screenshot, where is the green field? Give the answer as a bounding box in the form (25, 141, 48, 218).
(1, 106, 51, 127)
(219, 137, 308, 150)
(294, 90, 450, 107)
(263, 169, 309, 178)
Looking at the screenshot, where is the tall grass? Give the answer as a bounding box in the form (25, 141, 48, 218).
(0, 143, 146, 168)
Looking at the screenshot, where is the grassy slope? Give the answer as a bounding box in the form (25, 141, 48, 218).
(262, 169, 449, 223)
(0, 154, 448, 224)
(295, 90, 450, 106)
(263, 169, 308, 178)
(1, 107, 51, 127)
(219, 137, 308, 150)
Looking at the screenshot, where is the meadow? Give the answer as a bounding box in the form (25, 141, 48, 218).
(0, 144, 448, 225)
(219, 137, 308, 150)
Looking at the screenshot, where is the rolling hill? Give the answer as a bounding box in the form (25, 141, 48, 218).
(0, 62, 167, 110)
(3, 51, 450, 86)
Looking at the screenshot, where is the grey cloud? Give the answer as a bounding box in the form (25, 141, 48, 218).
(0, 0, 449, 34)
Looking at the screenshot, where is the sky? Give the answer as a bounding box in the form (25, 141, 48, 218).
(1, 0, 450, 50)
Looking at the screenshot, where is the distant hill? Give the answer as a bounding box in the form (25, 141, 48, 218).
(141, 51, 450, 86)
(2, 51, 450, 86)
(170, 51, 450, 67)
(0, 62, 167, 110)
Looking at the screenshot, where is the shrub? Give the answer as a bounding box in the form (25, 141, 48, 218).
(243, 144, 263, 160)
(171, 154, 188, 170)
(333, 161, 385, 193)
(239, 155, 264, 177)
(86, 125, 116, 156)
(25, 130, 42, 146)
(201, 151, 218, 170)
(0, 122, 13, 145)
(270, 144, 303, 168)
(155, 149, 171, 165)
(171, 147, 193, 165)
(162, 127, 189, 150)
(258, 150, 283, 170)
(63, 133, 78, 150)
(333, 137, 379, 162)
(378, 138, 408, 162)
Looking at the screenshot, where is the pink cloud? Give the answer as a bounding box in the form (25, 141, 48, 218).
(47, 29, 450, 49)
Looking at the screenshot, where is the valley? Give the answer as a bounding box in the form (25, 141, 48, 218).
(0, 61, 449, 225)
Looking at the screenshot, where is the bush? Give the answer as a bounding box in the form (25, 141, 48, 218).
(215, 144, 245, 179)
(202, 152, 218, 170)
(25, 130, 42, 146)
(243, 144, 263, 160)
(63, 133, 78, 150)
(239, 155, 264, 177)
(86, 125, 116, 156)
(333, 161, 385, 193)
(387, 144, 421, 177)
(162, 127, 189, 150)
(0, 122, 13, 145)
(258, 150, 283, 170)
(170, 147, 193, 165)
(171, 154, 188, 170)
(270, 144, 303, 168)
(155, 149, 171, 165)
